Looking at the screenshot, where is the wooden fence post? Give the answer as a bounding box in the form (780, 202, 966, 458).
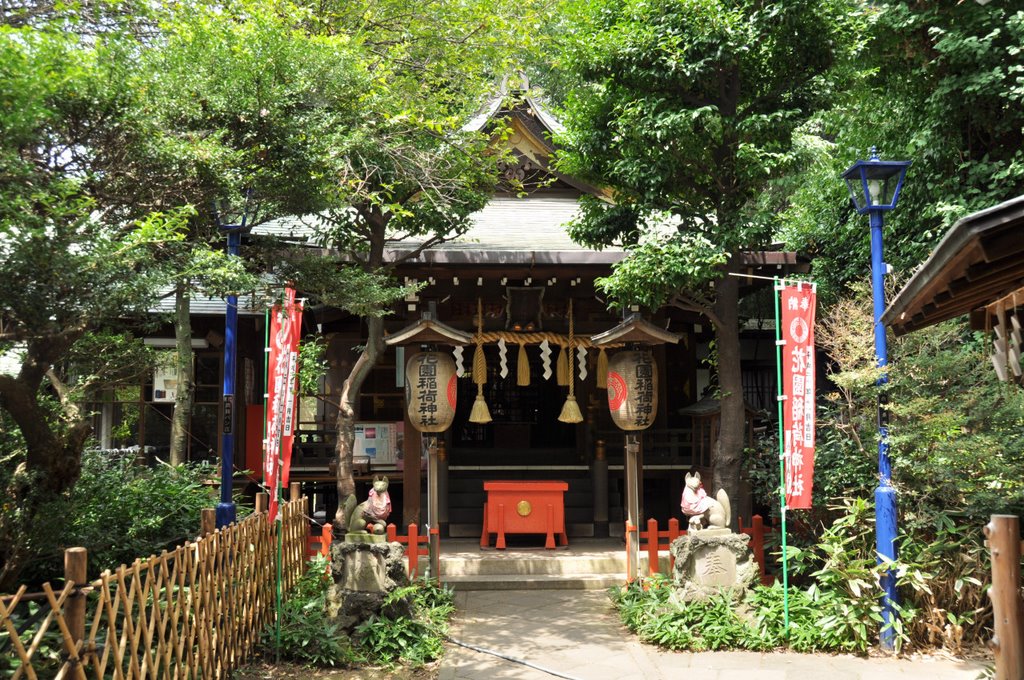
(985, 515, 1024, 680)
(64, 547, 87, 660)
(667, 518, 680, 572)
(752, 515, 766, 585)
(646, 518, 659, 576)
(255, 492, 269, 514)
(200, 508, 216, 538)
(289, 481, 301, 502)
(408, 523, 420, 579)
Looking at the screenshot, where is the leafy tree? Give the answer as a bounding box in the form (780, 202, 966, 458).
(553, 0, 858, 510)
(779, 2, 1024, 301)
(0, 24, 191, 587)
(747, 280, 1024, 525)
(125, 0, 371, 463)
(264, 0, 556, 530)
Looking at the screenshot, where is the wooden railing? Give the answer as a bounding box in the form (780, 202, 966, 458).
(0, 498, 308, 679)
(625, 515, 773, 584)
(305, 522, 436, 580)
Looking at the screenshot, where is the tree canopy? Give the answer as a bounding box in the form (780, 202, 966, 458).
(778, 2, 1024, 300)
(551, 0, 859, 508)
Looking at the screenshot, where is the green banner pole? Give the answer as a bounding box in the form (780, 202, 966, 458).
(261, 305, 285, 663)
(773, 277, 791, 636)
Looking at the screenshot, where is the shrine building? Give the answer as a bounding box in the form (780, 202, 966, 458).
(90, 84, 806, 540)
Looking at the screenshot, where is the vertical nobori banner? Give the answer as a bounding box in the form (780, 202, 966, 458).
(264, 287, 303, 522)
(781, 284, 816, 510)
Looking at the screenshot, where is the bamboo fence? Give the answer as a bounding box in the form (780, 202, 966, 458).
(0, 497, 308, 680)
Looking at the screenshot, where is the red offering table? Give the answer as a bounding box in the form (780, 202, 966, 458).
(480, 481, 569, 550)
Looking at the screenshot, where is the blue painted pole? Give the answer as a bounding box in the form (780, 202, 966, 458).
(870, 209, 899, 650)
(216, 229, 241, 528)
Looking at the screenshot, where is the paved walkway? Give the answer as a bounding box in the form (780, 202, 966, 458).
(439, 590, 988, 680)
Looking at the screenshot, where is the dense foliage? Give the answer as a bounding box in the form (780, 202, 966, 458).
(5, 450, 222, 584)
(749, 281, 1024, 524)
(778, 2, 1024, 302)
(261, 565, 455, 669)
(355, 580, 456, 667)
(266, 557, 360, 667)
(744, 282, 1016, 650)
(614, 495, 989, 653)
(611, 575, 882, 654)
(551, 0, 860, 509)
(0, 0, 542, 586)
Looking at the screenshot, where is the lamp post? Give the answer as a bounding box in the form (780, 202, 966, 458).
(841, 147, 911, 651)
(213, 190, 255, 529)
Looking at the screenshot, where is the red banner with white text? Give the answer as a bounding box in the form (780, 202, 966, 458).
(264, 287, 303, 522)
(781, 284, 816, 510)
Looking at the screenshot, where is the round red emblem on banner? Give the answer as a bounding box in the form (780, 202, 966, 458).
(607, 371, 628, 410)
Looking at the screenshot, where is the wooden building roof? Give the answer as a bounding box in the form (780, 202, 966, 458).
(883, 194, 1024, 335)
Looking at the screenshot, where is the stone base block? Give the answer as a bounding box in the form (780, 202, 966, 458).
(669, 530, 758, 601)
(327, 540, 410, 632)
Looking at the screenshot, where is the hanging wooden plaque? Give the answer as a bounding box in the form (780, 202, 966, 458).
(405, 352, 458, 433)
(606, 350, 658, 431)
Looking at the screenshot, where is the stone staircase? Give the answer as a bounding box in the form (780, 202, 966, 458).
(439, 538, 643, 591)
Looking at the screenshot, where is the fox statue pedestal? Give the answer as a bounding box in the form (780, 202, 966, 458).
(672, 473, 756, 601)
(670, 529, 758, 601)
(327, 541, 410, 632)
(327, 478, 410, 632)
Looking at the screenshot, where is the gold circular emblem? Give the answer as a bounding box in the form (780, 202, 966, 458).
(516, 500, 532, 517)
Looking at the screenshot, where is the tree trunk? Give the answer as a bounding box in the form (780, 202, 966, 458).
(711, 259, 744, 529)
(333, 316, 386, 533)
(169, 279, 194, 465)
(0, 337, 91, 589)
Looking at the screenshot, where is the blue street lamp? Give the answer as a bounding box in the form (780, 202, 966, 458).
(213, 189, 255, 529)
(841, 148, 911, 652)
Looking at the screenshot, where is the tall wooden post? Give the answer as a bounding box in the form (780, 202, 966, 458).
(403, 407, 422, 527)
(289, 481, 301, 502)
(985, 515, 1024, 680)
(592, 439, 609, 538)
(64, 547, 87, 661)
(426, 435, 441, 578)
(255, 491, 269, 514)
(437, 439, 449, 538)
(625, 434, 640, 581)
(200, 508, 216, 537)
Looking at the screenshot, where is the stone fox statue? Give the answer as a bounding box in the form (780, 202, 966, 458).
(342, 475, 392, 535)
(680, 471, 730, 531)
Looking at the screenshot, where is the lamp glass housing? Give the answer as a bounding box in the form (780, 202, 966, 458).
(841, 157, 911, 214)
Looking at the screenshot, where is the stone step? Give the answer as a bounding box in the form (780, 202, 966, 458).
(441, 574, 623, 591)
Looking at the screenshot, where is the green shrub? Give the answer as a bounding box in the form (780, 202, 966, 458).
(264, 556, 361, 667)
(21, 449, 230, 583)
(609, 576, 885, 655)
(263, 572, 455, 669)
(355, 579, 455, 667)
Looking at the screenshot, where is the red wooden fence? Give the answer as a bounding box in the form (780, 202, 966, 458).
(627, 515, 773, 584)
(738, 515, 775, 586)
(386, 523, 434, 579)
(306, 523, 434, 579)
